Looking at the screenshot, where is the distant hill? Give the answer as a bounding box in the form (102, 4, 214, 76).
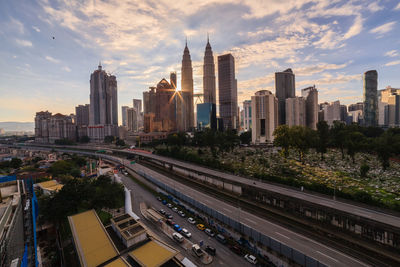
(0, 122, 34, 132)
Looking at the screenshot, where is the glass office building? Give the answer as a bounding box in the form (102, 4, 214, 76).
(197, 103, 216, 130)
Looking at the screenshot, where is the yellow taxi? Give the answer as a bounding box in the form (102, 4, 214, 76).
(196, 224, 206, 231)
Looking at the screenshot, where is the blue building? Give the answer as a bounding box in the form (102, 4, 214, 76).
(197, 103, 216, 130)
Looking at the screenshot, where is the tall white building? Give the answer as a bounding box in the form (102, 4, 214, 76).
(243, 100, 252, 131)
(321, 100, 341, 126)
(251, 90, 278, 144)
(301, 86, 318, 129)
(285, 97, 306, 127)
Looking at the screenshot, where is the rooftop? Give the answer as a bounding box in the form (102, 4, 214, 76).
(36, 180, 63, 192)
(128, 239, 178, 267)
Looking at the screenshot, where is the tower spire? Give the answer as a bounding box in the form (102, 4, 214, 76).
(185, 36, 187, 47)
(207, 32, 209, 43)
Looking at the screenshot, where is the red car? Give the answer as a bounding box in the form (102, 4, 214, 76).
(166, 219, 175, 226)
(228, 244, 242, 255)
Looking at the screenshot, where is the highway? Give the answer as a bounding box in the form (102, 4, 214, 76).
(129, 150, 400, 229)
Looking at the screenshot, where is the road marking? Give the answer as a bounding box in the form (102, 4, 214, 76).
(316, 250, 339, 263)
(275, 232, 290, 239)
(245, 217, 257, 224)
(223, 208, 232, 213)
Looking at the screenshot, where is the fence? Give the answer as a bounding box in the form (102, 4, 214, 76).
(137, 170, 327, 267)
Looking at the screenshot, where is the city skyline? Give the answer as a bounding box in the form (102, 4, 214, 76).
(1, 1, 400, 122)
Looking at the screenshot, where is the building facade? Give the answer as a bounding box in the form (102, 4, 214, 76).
(285, 97, 306, 127)
(35, 111, 76, 143)
(243, 100, 252, 131)
(321, 100, 341, 126)
(75, 104, 90, 126)
(218, 54, 238, 130)
(301, 86, 318, 129)
(197, 103, 217, 130)
(121, 106, 129, 127)
(251, 90, 278, 144)
(127, 108, 138, 132)
(181, 42, 194, 130)
(275, 69, 295, 125)
(363, 70, 378, 127)
(203, 37, 216, 104)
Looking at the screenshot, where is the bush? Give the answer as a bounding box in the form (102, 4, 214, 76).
(360, 162, 370, 177)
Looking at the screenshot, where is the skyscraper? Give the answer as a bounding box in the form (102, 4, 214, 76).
(243, 100, 252, 131)
(218, 53, 238, 130)
(251, 90, 278, 144)
(363, 70, 378, 127)
(285, 97, 306, 127)
(181, 41, 194, 130)
(133, 99, 143, 129)
(89, 63, 118, 126)
(127, 107, 138, 132)
(170, 72, 177, 89)
(203, 36, 216, 104)
(301, 86, 318, 130)
(76, 104, 90, 126)
(275, 69, 295, 125)
(121, 106, 129, 127)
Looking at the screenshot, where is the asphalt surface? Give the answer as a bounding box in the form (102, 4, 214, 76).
(119, 171, 253, 267)
(130, 150, 400, 229)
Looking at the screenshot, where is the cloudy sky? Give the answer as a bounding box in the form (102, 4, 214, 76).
(1, 0, 400, 123)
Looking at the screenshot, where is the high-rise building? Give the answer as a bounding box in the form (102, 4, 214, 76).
(181, 41, 194, 130)
(218, 54, 238, 130)
(378, 86, 400, 126)
(133, 99, 143, 129)
(127, 108, 138, 132)
(89, 63, 118, 126)
(321, 100, 341, 126)
(251, 90, 278, 144)
(275, 69, 295, 125)
(348, 102, 364, 112)
(285, 97, 306, 127)
(363, 70, 378, 127)
(243, 100, 252, 131)
(34, 111, 76, 143)
(121, 106, 129, 127)
(75, 104, 90, 126)
(203, 36, 216, 104)
(143, 87, 156, 114)
(301, 86, 318, 129)
(155, 78, 177, 132)
(197, 103, 217, 130)
(340, 105, 348, 122)
(170, 72, 177, 89)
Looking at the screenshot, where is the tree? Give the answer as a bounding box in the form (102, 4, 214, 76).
(9, 158, 23, 169)
(115, 138, 126, 147)
(316, 121, 330, 161)
(240, 131, 252, 145)
(79, 135, 90, 143)
(273, 125, 291, 158)
(289, 126, 315, 162)
(345, 131, 366, 164)
(104, 135, 115, 144)
(330, 121, 346, 159)
(360, 162, 370, 177)
(374, 132, 394, 171)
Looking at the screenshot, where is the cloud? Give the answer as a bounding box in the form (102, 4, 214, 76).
(15, 39, 33, 47)
(395, 3, 400, 10)
(385, 60, 400, 66)
(369, 21, 396, 35)
(314, 30, 345, 50)
(384, 50, 398, 57)
(32, 26, 41, 32)
(62, 66, 71, 72)
(45, 56, 60, 63)
(294, 62, 351, 76)
(297, 73, 360, 87)
(367, 2, 383, 12)
(343, 15, 363, 39)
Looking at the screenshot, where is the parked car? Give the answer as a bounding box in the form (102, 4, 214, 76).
(159, 209, 166, 215)
(166, 219, 175, 226)
(192, 244, 204, 257)
(156, 196, 162, 201)
(205, 228, 215, 237)
(228, 244, 242, 255)
(181, 228, 191, 238)
(196, 224, 205, 231)
(178, 211, 186, 217)
(173, 232, 184, 243)
(165, 213, 173, 219)
(167, 203, 173, 208)
(216, 234, 227, 244)
(173, 224, 182, 232)
(244, 254, 257, 265)
(162, 200, 167, 205)
(172, 207, 178, 212)
(188, 217, 196, 224)
(205, 245, 216, 256)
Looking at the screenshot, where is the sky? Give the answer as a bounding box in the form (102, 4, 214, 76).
(1, 0, 400, 123)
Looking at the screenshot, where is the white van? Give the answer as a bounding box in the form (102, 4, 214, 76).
(173, 232, 184, 243)
(192, 244, 204, 257)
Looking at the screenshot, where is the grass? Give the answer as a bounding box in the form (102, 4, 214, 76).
(96, 210, 112, 225)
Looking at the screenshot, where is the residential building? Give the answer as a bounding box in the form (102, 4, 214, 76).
(75, 104, 90, 126)
(127, 108, 138, 132)
(203, 36, 216, 104)
(243, 100, 252, 131)
(321, 100, 341, 126)
(133, 99, 143, 129)
(251, 90, 278, 144)
(143, 87, 156, 114)
(34, 111, 76, 143)
(121, 106, 129, 127)
(378, 86, 400, 126)
(275, 69, 295, 125)
(218, 54, 238, 130)
(301, 86, 318, 129)
(363, 70, 378, 126)
(285, 97, 306, 127)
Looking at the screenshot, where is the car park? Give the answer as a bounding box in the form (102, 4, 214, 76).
(188, 217, 196, 224)
(167, 203, 173, 208)
(196, 224, 205, 231)
(205, 228, 215, 237)
(192, 244, 204, 257)
(181, 228, 191, 238)
(159, 209, 166, 215)
(178, 211, 186, 217)
(173, 232, 184, 243)
(244, 254, 257, 265)
(216, 234, 227, 244)
(205, 245, 216, 256)
(173, 224, 182, 232)
(172, 207, 178, 212)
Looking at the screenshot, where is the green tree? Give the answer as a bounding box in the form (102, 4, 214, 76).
(374, 132, 395, 170)
(360, 162, 370, 177)
(345, 131, 366, 163)
(330, 121, 347, 159)
(10, 158, 23, 169)
(240, 131, 252, 145)
(115, 138, 126, 147)
(104, 135, 115, 143)
(316, 121, 330, 160)
(289, 126, 315, 162)
(273, 125, 291, 158)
